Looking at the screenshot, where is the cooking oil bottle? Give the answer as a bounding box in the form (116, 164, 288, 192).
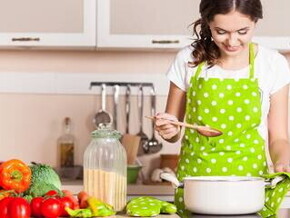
(58, 117, 75, 167)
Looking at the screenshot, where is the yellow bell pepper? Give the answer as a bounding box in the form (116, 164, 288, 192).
(87, 197, 116, 217)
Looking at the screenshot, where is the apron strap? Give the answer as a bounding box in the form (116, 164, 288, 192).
(193, 43, 255, 80)
(249, 42, 255, 79)
(193, 62, 205, 80)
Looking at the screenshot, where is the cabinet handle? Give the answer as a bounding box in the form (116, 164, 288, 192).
(11, 37, 40, 42)
(151, 40, 179, 44)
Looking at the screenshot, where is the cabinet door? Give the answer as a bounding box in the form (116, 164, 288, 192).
(97, 0, 199, 49)
(0, 0, 96, 48)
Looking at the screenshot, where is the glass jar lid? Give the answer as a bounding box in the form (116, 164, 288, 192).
(91, 123, 121, 139)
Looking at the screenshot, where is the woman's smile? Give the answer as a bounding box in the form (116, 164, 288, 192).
(223, 44, 241, 52)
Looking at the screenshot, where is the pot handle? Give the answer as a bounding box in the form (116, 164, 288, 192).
(160, 172, 184, 189)
(265, 175, 285, 189)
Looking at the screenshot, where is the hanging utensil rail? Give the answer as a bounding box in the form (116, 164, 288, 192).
(90, 82, 154, 89)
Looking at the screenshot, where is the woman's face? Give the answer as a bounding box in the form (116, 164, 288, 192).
(209, 10, 257, 58)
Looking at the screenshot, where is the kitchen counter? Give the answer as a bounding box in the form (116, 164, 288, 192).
(188, 208, 290, 217)
(106, 214, 178, 218)
(61, 179, 290, 217)
(62, 180, 290, 208)
(100, 208, 290, 217)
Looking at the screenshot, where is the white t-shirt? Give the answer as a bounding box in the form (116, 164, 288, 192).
(167, 44, 290, 140)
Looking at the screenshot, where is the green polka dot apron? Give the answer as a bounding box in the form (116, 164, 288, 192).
(175, 43, 269, 216)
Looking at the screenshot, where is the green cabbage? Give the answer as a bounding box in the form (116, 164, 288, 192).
(25, 162, 62, 197)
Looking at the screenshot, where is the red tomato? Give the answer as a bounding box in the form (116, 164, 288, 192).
(62, 190, 73, 197)
(77, 191, 89, 208)
(62, 191, 79, 210)
(0, 197, 14, 218)
(30, 197, 44, 217)
(8, 197, 31, 218)
(65, 194, 79, 209)
(45, 190, 59, 197)
(59, 196, 74, 216)
(41, 198, 62, 217)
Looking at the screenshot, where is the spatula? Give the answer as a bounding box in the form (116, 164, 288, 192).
(145, 116, 223, 137)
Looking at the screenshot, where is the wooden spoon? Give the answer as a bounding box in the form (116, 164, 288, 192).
(145, 116, 223, 137)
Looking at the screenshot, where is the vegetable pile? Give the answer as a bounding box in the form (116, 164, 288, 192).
(0, 159, 177, 217)
(0, 159, 117, 217)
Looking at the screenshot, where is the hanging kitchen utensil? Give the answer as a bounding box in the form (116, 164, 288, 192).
(143, 86, 162, 153)
(145, 116, 223, 137)
(121, 85, 140, 165)
(136, 85, 149, 155)
(113, 85, 119, 130)
(125, 85, 131, 134)
(93, 83, 112, 128)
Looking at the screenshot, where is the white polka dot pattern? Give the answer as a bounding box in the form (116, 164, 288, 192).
(174, 49, 272, 216)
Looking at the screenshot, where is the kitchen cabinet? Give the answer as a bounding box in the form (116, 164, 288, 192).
(0, 0, 289, 50)
(96, 0, 198, 49)
(97, 0, 290, 51)
(0, 0, 96, 48)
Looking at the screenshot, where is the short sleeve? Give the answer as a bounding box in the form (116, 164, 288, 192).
(270, 52, 290, 95)
(166, 46, 193, 91)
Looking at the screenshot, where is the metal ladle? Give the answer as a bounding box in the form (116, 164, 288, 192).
(112, 85, 119, 130)
(136, 85, 149, 155)
(146, 116, 223, 137)
(143, 86, 162, 153)
(93, 83, 112, 128)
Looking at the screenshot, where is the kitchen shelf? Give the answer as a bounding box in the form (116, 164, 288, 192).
(62, 179, 174, 197)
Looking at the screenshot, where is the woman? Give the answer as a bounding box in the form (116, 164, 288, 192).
(154, 0, 290, 215)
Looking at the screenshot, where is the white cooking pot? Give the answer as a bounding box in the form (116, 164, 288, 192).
(161, 173, 284, 215)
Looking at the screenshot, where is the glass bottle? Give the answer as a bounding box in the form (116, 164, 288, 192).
(83, 124, 127, 211)
(58, 117, 75, 167)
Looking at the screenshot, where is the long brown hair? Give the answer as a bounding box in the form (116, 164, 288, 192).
(191, 0, 263, 67)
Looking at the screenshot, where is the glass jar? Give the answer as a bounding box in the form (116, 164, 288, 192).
(83, 125, 127, 211)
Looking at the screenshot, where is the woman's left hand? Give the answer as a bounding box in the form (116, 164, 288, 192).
(274, 163, 290, 173)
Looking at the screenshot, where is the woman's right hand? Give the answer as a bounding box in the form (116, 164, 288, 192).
(154, 112, 181, 142)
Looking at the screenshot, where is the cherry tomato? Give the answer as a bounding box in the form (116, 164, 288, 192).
(59, 196, 74, 216)
(8, 197, 31, 218)
(0, 197, 14, 218)
(30, 197, 44, 217)
(45, 190, 59, 197)
(77, 191, 89, 208)
(41, 198, 62, 217)
(62, 190, 79, 210)
(62, 190, 73, 197)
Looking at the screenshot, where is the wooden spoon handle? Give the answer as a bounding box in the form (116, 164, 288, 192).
(145, 116, 198, 130)
(167, 120, 198, 130)
(145, 116, 222, 137)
